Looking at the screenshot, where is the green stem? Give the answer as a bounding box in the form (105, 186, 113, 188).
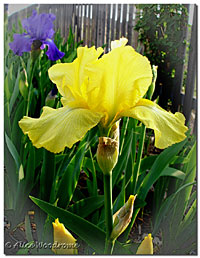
(26, 64, 34, 116)
(26, 59, 38, 116)
(104, 172, 113, 254)
(122, 124, 146, 242)
(132, 124, 146, 194)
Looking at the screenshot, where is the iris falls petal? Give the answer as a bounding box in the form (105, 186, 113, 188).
(43, 39, 65, 61)
(9, 33, 34, 56)
(122, 99, 188, 149)
(19, 106, 103, 153)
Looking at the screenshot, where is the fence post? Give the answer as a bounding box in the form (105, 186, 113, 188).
(182, 5, 197, 125)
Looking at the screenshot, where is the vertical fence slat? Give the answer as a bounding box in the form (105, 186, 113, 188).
(75, 5, 79, 42)
(87, 5, 91, 46)
(116, 4, 121, 39)
(182, 5, 197, 124)
(91, 4, 98, 46)
(71, 4, 76, 35)
(66, 4, 73, 39)
(132, 5, 139, 49)
(80, 5, 84, 42)
(97, 5, 102, 47)
(111, 4, 116, 41)
(101, 5, 106, 47)
(106, 4, 111, 52)
(121, 4, 127, 37)
(83, 4, 87, 45)
(128, 4, 133, 45)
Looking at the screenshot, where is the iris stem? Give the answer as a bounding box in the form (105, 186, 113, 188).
(103, 172, 114, 254)
(26, 58, 38, 116)
(132, 123, 146, 194)
(122, 124, 146, 242)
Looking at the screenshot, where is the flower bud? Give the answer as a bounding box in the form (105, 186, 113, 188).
(146, 65, 158, 100)
(109, 120, 120, 141)
(52, 218, 78, 254)
(110, 195, 136, 241)
(31, 40, 42, 62)
(96, 136, 119, 175)
(19, 69, 29, 100)
(136, 233, 153, 254)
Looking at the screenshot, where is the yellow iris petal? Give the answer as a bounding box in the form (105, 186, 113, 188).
(86, 45, 152, 124)
(48, 46, 104, 108)
(111, 37, 128, 49)
(136, 233, 153, 254)
(122, 99, 188, 149)
(19, 106, 103, 153)
(52, 218, 77, 254)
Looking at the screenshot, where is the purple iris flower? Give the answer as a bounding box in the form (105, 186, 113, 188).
(9, 10, 65, 61)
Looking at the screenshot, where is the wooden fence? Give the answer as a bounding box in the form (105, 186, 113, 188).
(7, 4, 197, 132)
(8, 4, 139, 51)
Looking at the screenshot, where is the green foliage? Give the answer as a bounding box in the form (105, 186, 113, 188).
(135, 4, 189, 107)
(4, 14, 84, 250)
(135, 4, 188, 68)
(152, 142, 196, 254)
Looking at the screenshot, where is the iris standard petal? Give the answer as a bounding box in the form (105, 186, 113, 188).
(43, 39, 65, 61)
(111, 38, 128, 50)
(19, 106, 103, 153)
(22, 10, 56, 40)
(86, 45, 152, 123)
(48, 46, 104, 106)
(9, 33, 34, 56)
(121, 99, 188, 149)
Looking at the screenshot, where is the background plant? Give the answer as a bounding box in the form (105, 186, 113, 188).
(134, 4, 188, 108)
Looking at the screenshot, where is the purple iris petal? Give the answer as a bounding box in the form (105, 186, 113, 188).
(43, 39, 65, 61)
(22, 10, 56, 40)
(9, 10, 64, 61)
(9, 33, 34, 56)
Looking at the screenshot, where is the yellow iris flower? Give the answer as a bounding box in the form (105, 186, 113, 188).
(19, 38, 188, 153)
(136, 233, 153, 254)
(52, 218, 78, 254)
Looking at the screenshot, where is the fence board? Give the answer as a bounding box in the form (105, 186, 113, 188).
(83, 5, 87, 45)
(106, 4, 111, 51)
(87, 5, 92, 46)
(128, 4, 133, 46)
(116, 4, 121, 39)
(121, 4, 127, 37)
(101, 5, 106, 47)
(182, 5, 197, 124)
(111, 4, 116, 42)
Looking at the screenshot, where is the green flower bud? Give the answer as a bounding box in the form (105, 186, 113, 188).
(146, 65, 158, 100)
(19, 69, 29, 100)
(110, 195, 136, 241)
(96, 136, 119, 175)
